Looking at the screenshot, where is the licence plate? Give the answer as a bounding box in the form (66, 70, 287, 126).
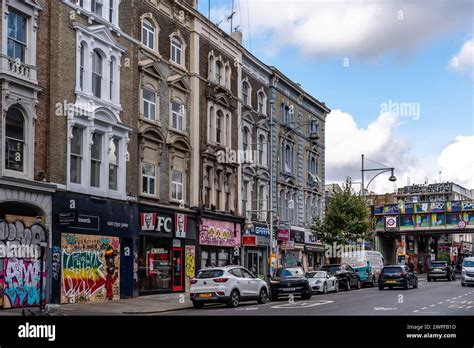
(198, 293, 212, 298)
(283, 288, 296, 291)
(434, 269, 442, 272)
(386, 280, 396, 284)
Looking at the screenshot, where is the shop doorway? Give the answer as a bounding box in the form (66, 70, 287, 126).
(172, 248, 184, 291)
(246, 249, 264, 276)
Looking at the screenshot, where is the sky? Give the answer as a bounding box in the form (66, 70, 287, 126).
(198, 0, 474, 194)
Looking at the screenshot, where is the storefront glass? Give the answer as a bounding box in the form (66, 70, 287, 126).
(139, 236, 172, 293)
(200, 247, 231, 269)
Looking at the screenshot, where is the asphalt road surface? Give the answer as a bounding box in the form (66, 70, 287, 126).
(157, 278, 474, 316)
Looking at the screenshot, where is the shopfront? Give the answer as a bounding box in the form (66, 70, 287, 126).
(242, 223, 270, 279)
(138, 207, 197, 294)
(281, 227, 305, 269)
(198, 216, 241, 270)
(52, 191, 137, 304)
(304, 231, 325, 270)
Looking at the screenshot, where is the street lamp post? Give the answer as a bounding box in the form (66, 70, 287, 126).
(360, 154, 397, 197)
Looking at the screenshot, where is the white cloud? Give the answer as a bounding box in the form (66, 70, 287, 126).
(325, 110, 473, 194)
(437, 136, 474, 189)
(449, 39, 474, 79)
(210, 0, 472, 59)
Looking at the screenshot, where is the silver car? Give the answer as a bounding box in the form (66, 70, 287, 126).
(306, 271, 339, 294)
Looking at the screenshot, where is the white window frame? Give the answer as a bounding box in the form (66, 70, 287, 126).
(143, 86, 157, 121)
(171, 169, 184, 202)
(171, 99, 185, 131)
(170, 37, 182, 65)
(75, 0, 120, 26)
(141, 162, 157, 196)
(142, 18, 156, 51)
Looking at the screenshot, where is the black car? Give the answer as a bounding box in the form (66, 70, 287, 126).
(428, 261, 456, 282)
(269, 267, 312, 301)
(320, 264, 361, 291)
(378, 265, 418, 290)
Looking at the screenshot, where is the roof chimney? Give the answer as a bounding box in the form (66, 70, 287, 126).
(231, 31, 243, 45)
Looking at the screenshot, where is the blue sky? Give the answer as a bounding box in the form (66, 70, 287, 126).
(199, 0, 474, 192)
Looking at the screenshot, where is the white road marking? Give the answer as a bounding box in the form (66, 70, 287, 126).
(438, 302, 443, 304)
(413, 310, 419, 313)
(374, 307, 397, 311)
(271, 300, 333, 309)
(421, 307, 427, 310)
(235, 307, 259, 311)
(430, 304, 435, 307)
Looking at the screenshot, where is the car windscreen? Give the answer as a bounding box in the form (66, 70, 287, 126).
(196, 270, 224, 278)
(276, 268, 301, 277)
(382, 267, 403, 274)
(429, 262, 446, 268)
(463, 260, 474, 267)
(308, 271, 327, 278)
(322, 266, 342, 273)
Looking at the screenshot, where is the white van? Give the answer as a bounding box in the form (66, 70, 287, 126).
(341, 250, 385, 284)
(461, 256, 474, 287)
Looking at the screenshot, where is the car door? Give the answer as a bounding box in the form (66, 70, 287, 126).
(229, 268, 251, 297)
(241, 268, 260, 297)
(345, 265, 356, 286)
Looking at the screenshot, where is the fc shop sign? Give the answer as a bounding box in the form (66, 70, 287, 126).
(141, 212, 187, 238)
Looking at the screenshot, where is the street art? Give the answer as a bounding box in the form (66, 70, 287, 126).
(61, 234, 120, 304)
(0, 259, 3, 308)
(199, 219, 241, 247)
(185, 245, 195, 291)
(2, 258, 46, 308)
(52, 246, 61, 281)
(0, 221, 46, 259)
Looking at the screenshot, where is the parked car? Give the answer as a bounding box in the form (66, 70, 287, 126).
(428, 261, 456, 282)
(378, 265, 418, 290)
(306, 270, 339, 294)
(341, 250, 383, 286)
(320, 264, 361, 291)
(189, 266, 269, 309)
(269, 267, 312, 301)
(461, 257, 474, 287)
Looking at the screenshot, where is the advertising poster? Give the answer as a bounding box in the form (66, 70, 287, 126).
(185, 245, 195, 291)
(61, 234, 120, 304)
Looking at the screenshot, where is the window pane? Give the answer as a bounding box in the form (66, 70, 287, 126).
(5, 108, 24, 140)
(91, 161, 100, 187)
(109, 164, 118, 190)
(108, 137, 119, 165)
(70, 155, 82, 184)
(90, 133, 102, 187)
(71, 127, 82, 155)
(91, 133, 102, 159)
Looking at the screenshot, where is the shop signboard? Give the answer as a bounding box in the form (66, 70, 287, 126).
(242, 235, 257, 246)
(175, 213, 187, 238)
(290, 229, 305, 244)
(277, 223, 290, 241)
(199, 218, 241, 247)
(304, 231, 319, 245)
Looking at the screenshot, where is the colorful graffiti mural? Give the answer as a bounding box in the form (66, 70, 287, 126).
(61, 234, 120, 304)
(2, 258, 46, 308)
(185, 245, 195, 291)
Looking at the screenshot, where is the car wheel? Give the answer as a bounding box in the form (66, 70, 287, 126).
(346, 279, 351, 291)
(378, 285, 384, 290)
(461, 282, 466, 287)
(192, 301, 204, 309)
(257, 288, 268, 304)
(427, 277, 431, 282)
(227, 290, 240, 308)
(323, 283, 327, 294)
(335, 282, 339, 293)
(301, 290, 312, 300)
(356, 279, 361, 290)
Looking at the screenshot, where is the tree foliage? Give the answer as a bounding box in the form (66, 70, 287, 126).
(311, 177, 370, 245)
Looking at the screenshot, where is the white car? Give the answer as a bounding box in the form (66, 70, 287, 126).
(189, 265, 270, 309)
(462, 257, 474, 287)
(306, 271, 339, 294)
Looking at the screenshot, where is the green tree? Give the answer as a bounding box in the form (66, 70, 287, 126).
(311, 177, 370, 247)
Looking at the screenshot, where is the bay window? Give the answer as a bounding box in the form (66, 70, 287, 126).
(4, 107, 25, 172)
(90, 133, 102, 187)
(70, 127, 83, 184)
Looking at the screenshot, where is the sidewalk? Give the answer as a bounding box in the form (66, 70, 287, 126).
(0, 292, 194, 316)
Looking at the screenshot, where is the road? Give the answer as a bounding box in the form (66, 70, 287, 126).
(157, 278, 474, 316)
